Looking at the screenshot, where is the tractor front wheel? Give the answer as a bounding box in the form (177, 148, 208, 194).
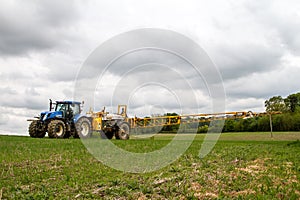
(29, 121, 46, 138)
(48, 120, 66, 138)
(75, 117, 92, 139)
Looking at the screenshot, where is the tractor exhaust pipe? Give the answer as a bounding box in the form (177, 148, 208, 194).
(49, 99, 52, 111)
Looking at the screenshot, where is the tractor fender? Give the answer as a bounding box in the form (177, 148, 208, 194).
(73, 114, 92, 124)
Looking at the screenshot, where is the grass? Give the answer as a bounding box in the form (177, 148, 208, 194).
(0, 132, 299, 199)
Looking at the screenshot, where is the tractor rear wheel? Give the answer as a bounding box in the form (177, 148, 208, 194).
(48, 120, 66, 138)
(115, 122, 130, 140)
(75, 117, 92, 138)
(29, 121, 46, 138)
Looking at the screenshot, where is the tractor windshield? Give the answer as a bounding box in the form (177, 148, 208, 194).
(56, 103, 67, 112)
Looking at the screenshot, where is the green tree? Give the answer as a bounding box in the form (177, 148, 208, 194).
(284, 93, 300, 113)
(245, 118, 258, 132)
(265, 96, 287, 112)
(222, 119, 235, 132)
(234, 119, 244, 132)
(257, 116, 270, 131)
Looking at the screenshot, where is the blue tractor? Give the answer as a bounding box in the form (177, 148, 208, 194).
(28, 100, 92, 138)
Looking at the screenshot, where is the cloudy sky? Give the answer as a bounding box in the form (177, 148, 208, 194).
(0, 0, 300, 135)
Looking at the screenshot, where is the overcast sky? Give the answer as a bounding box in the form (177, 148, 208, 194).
(0, 0, 300, 135)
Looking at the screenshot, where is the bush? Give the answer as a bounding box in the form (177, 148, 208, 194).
(197, 125, 208, 133)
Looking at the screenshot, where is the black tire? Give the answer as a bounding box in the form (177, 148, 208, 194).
(36, 130, 46, 138)
(29, 121, 46, 138)
(102, 130, 114, 139)
(72, 131, 80, 138)
(115, 122, 130, 140)
(48, 120, 66, 138)
(64, 131, 71, 139)
(75, 117, 92, 139)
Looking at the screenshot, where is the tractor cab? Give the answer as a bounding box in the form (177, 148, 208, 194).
(39, 100, 82, 122)
(53, 101, 81, 120)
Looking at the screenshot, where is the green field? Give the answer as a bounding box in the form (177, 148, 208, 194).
(0, 132, 300, 199)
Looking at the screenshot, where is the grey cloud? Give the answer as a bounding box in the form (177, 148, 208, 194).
(0, 87, 47, 110)
(25, 87, 40, 96)
(0, 113, 4, 125)
(46, 66, 80, 82)
(63, 88, 74, 98)
(273, 19, 300, 55)
(81, 29, 220, 83)
(245, 0, 300, 55)
(0, 86, 17, 95)
(35, 1, 81, 27)
(0, 71, 35, 80)
(212, 43, 283, 81)
(0, 110, 29, 134)
(224, 64, 300, 100)
(0, 0, 82, 56)
(208, 0, 299, 83)
(226, 97, 265, 112)
(1, 97, 47, 111)
(78, 47, 215, 99)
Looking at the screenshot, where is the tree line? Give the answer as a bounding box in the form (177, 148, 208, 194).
(186, 92, 300, 133)
(221, 92, 300, 132)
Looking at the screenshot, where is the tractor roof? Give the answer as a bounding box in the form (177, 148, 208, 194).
(55, 100, 81, 104)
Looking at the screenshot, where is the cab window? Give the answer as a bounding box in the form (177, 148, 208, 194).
(70, 104, 80, 115)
